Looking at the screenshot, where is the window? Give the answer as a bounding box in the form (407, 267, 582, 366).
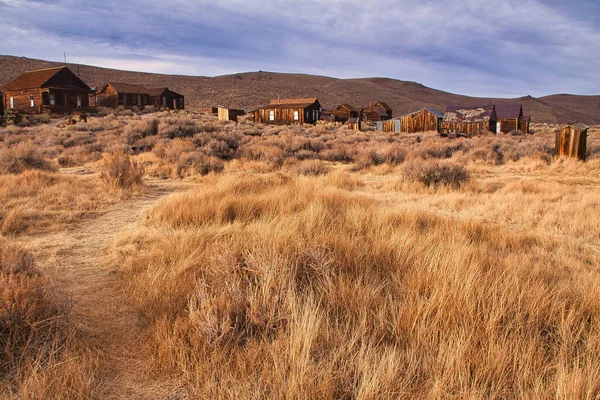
(269, 110, 275, 121)
(9, 97, 14, 109)
(95, 96, 98, 105)
(162, 97, 167, 106)
(77, 95, 82, 108)
(293, 111, 299, 121)
(30, 95, 35, 108)
(50, 94, 56, 106)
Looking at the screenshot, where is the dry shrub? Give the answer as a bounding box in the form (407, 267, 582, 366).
(111, 173, 600, 398)
(123, 118, 159, 144)
(100, 152, 145, 191)
(403, 159, 470, 188)
(0, 242, 96, 397)
(294, 160, 331, 176)
(176, 152, 224, 177)
(0, 142, 54, 174)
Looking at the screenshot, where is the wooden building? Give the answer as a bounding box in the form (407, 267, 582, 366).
(442, 105, 497, 136)
(149, 87, 185, 110)
(555, 123, 588, 161)
(253, 98, 321, 124)
(362, 101, 393, 122)
(321, 104, 362, 123)
(346, 117, 361, 131)
(93, 82, 151, 109)
(0, 90, 4, 117)
(378, 108, 443, 133)
(495, 104, 530, 133)
(217, 106, 245, 122)
(2, 66, 92, 114)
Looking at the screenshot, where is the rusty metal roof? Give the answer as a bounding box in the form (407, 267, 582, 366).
(2, 66, 79, 91)
(495, 104, 523, 119)
(444, 105, 495, 123)
(398, 108, 444, 119)
(107, 82, 150, 95)
(269, 98, 318, 106)
(347, 117, 360, 124)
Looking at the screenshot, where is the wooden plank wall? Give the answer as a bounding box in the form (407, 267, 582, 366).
(555, 127, 587, 161)
(3, 89, 42, 113)
(399, 109, 440, 133)
(95, 86, 119, 108)
(498, 118, 519, 133)
(441, 121, 493, 137)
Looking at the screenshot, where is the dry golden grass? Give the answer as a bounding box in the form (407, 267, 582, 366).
(109, 158, 600, 398)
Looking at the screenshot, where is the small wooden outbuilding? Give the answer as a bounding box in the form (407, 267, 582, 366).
(378, 108, 443, 133)
(362, 101, 393, 122)
(346, 117, 361, 131)
(495, 104, 530, 133)
(217, 106, 245, 122)
(253, 98, 321, 124)
(93, 82, 151, 109)
(148, 87, 185, 110)
(2, 66, 92, 114)
(322, 104, 362, 123)
(442, 105, 497, 136)
(555, 123, 588, 161)
(0, 90, 4, 118)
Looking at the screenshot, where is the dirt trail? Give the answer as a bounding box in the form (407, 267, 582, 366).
(16, 178, 192, 399)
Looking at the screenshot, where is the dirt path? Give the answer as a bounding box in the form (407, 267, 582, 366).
(16, 178, 192, 399)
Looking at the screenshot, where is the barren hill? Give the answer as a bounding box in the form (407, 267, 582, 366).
(1, 55, 598, 124)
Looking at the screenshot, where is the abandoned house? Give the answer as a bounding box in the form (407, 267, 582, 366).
(93, 82, 151, 109)
(321, 104, 362, 123)
(346, 117, 361, 131)
(555, 123, 588, 161)
(362, 101, 393, 122)
(442, 105, 497, 136)
(253, 98, 321, 124)
(495, 104, 530, 134)
(149, 87, 185, 110)
(2, 66, 92, 114)
(377, 108, 443, 133)
(217, 106, 245, 122)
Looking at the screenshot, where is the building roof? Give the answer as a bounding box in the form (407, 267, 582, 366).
(444, 105, 495, 123)
(495, 104, 523, 119)
(398, 107, 444, 119)
(2, 66, 72, 91)
(337, 104, 361, 112)
(567, 122, 589, 131)
(107, 82, 150, 95)
(263, 98, 319, 109)
(520, 115, 531, 122)
(347, 117, 360, 124)
(148, 87, 184, 97)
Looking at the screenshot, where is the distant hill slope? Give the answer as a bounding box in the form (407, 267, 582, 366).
(1, 55, 598, 124)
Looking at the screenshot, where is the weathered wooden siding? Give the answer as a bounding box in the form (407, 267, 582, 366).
(555, 126, 587, 161)
(95, 85, 119, 108)
(399, 109, 441, 133)
(254, 104, 320, 124)
(441, 121, 493, 137)
(497, 118, 519, 133)
(218, 108, 244, 122)
(518, 119, 530, 133)
(3, 88, 42, 113)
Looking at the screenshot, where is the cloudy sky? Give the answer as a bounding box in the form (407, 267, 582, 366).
(1, 0, 599, 97)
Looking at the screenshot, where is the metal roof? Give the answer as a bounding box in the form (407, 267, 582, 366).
(2, 66, 90, 91)
(269, 98, 318, 106)
(567, 122, 589, 131)
(495, 104, 523, 119)
(444, 105, 495, 123)
(397, 107, 444, 119)
(106, 82, 151, 95)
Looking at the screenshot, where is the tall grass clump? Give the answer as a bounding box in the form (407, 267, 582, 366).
(403, 159, 470, 188)
(110, 173, 600, 398)
(0, 143, 54, 174)
(100, 152, 144, 191)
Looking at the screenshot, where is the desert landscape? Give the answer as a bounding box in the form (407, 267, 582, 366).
(1, 90, 600, 398)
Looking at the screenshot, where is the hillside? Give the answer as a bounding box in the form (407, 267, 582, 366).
(1, 55, 598, 124)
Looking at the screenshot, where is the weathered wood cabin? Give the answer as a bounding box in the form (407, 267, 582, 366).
(149, 87, 185, 110)
(362, 101, 393, 122)
(346, 117, 361, 131)
(2, 66, 92, 114)
(322, 104, 362, 123)
(0, 90, 4, 117)
(93, 82, 151, 109)
(442, 105, 497, 136)
(555, 123, 588, 161)
(253, 98, 321, 124)
(378, 108, 443, 133)
(217, 106, 245, 122)
(495, 104, 530, 133)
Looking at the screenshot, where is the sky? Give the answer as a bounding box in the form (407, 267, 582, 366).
(0, 0, 599, 97)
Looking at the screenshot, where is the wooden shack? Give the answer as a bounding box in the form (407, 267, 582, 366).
(323, 104, 362, 123)
(93, 82, 151, 109)
(495, 104, 530, 133)
(149, 87, 185, 110)
(218, 106, 245, 122)
(555, 123, 588, 161)
(346, 117, 361, 131)
(253, 98, 321, 124)
(2, 66, 92, 114)
(442, 105, 497, 136)
(362, 101, 393, 122)
(378, 108, 443, 133)
(0, 90, 4, 118)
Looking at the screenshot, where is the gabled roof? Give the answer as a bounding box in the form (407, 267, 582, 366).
(148, 87, 184, 97)
(520, 115, 531, 122)
(495, 104, 523, 119)
(269, 98, 318, 106)
(106, 82, 150, 95)
(566, 122, 589, 131)
(444, 105, 495, 123)
(337, 104, 361, 112)
(263, 98, 319, 109)
(374, 101, 392, 111)
(347, 117, 360, 124)
(2, 66, 83, 91)
(398, 108, 444, 119)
